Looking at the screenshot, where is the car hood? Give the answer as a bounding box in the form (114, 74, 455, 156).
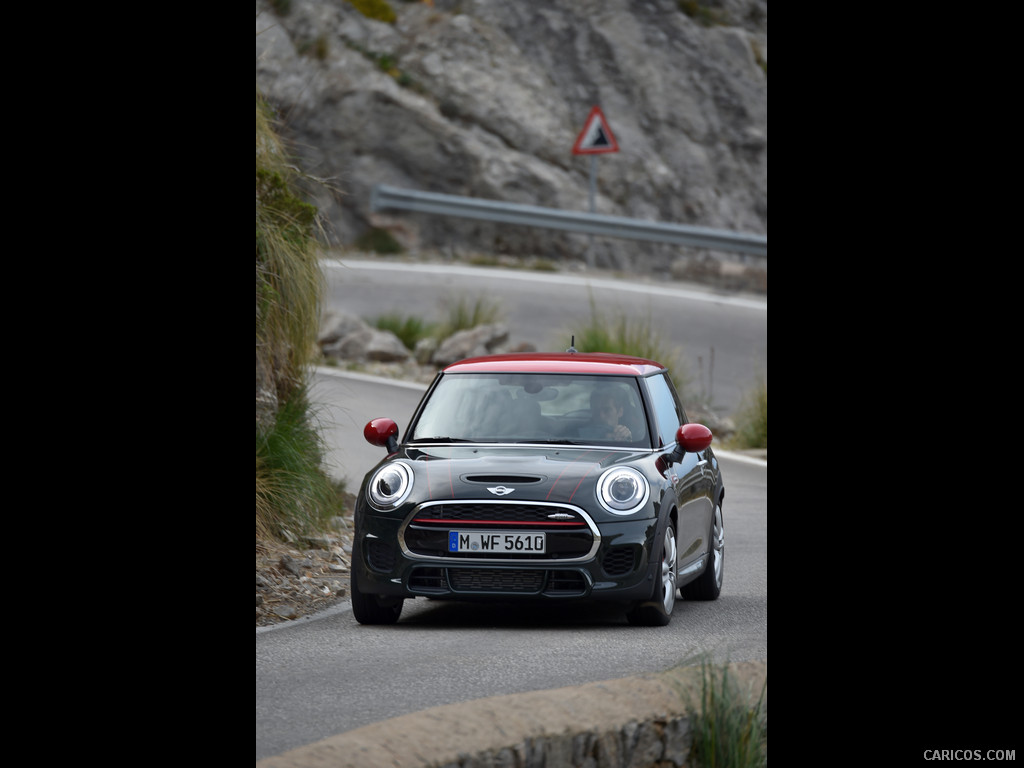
(394, 444, 651, 507)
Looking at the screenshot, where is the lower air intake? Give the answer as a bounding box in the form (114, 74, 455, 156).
(448, 568, 544, 593)
(366, 540, 396, 572)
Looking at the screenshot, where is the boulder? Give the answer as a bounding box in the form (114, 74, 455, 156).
(325, 327, 412, 363)
(431, 323, 509, 366)
(318, 310, 369, 345)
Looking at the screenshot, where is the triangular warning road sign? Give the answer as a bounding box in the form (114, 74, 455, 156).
(572, 105, 619, 155)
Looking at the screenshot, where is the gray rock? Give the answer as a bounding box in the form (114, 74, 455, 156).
(318, 310, 369, 345)
(414, 335, 438, 365)
(273, 603, 300, 620)
(324, 327, 412, 363)
(279, 554, 311, 577)
(432, 323, 509, 366)
(363, 328, 414, 362)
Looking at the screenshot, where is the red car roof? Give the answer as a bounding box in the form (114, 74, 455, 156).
(443, 352, 666, 376)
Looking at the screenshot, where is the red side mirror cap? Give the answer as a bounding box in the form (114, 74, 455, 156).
(676, 423, 713, 453)
(364, 418, 399, 448)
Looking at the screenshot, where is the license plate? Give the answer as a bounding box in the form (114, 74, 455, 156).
(448, 531, 546, 554)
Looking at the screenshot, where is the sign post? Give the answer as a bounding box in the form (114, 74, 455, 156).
(572, 105, 619, 264)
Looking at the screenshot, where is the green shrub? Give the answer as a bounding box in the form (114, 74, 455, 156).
(690, 661, 768, 768)
(347, 0, 396, 24)
(528, 259, 558, 272)
(728, 376, 767, 450)
(467, 255, 502, 268)
(677, 0, 726, 26)
(257, 90, 341, 541)
(435, 295, 503, 341)
(375, 313, 435, 351)
(354, 227, 404, 254)
(256, 385, 345, 541)
(573, 297, 688, 390)
(256, 97, 322, 402)
(297, 35, 330, 60)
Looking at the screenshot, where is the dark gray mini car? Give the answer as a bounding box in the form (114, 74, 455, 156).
(350, 352, 725, 626)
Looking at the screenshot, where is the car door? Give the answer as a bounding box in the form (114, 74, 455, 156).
(644, 372, 714, 573)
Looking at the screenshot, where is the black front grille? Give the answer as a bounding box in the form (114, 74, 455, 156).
(407, 567, 591, 597)
(449, 568, 544, 593)
(404, 527, 593, 560)
(413, 503, 587, 526)
(405, 501, 596, 562)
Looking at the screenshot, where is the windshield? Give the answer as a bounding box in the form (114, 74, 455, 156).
(410, 373, 649, 446)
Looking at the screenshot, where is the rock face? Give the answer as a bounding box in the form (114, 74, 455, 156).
(256, 0, 767, 273)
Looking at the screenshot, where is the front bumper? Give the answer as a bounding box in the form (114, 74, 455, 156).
(353, 510, 660, 604)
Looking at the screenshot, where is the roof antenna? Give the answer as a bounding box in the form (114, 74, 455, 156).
(567, 335, 577, 354)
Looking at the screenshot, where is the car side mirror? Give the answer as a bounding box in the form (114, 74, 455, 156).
(663, 423, 714, 465)
(677, 423, 713, 453)
(364, 418, 400, 454)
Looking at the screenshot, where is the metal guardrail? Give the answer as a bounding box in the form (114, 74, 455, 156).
(370, 184, 767, 258)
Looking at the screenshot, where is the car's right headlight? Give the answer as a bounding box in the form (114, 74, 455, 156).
(596, 467, 650, 515)
(367, 462, 413, 510)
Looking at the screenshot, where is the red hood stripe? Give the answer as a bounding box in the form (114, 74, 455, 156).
(547, 450, 618, 501)
(568, 451, 617, 501)
(422, 456, 454, 501)
(545, 450, 594, 500)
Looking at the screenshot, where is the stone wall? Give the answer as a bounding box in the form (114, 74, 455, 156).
(431, 715, 694, 768)
(256, 662, 767, 768)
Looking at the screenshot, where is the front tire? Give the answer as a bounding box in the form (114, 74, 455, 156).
(626, 522, 677, 626)
(681, 501, 724, 601)
(350, 545, 404, 625)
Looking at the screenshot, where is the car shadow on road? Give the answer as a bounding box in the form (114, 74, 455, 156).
(393, 598, 647, 629)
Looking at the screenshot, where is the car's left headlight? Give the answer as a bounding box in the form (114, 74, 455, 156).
(596, 467, 650, 515)
(367, 462, 414, 510)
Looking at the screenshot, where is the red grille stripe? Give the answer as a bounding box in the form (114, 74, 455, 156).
(412, 518, 584, 527)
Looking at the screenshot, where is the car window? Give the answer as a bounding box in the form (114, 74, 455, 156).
(645, 372, 686, 448)
(410, 373, 648, 445)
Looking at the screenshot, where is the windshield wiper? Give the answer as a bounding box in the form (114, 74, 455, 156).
(410, 436, 476, 443)
(513, 438, 578, 445)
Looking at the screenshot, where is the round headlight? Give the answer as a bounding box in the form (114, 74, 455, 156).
(367, 462, 413, 510)
(596, 467, 650, 515)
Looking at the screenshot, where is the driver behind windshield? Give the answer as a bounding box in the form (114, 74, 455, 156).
(580, 389, 633, 441)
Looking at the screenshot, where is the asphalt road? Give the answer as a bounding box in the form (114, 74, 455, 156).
(256, 267, 767, 761)
(308, 370, 427, 490)
(256, 371, 767, 761)
(323, 258, 766, 419)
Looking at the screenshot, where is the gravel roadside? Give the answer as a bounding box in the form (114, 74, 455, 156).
(256, 507, 355, 628)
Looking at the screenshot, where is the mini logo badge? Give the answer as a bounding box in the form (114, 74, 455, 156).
(487, 486, 515, 496)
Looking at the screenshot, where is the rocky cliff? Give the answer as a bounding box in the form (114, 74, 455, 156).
(255, 0, 767, 274)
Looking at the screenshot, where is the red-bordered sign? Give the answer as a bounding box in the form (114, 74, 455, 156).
(572, 105, 619, 155)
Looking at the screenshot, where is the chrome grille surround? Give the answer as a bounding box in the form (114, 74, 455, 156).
(399, 499, 601, 563)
